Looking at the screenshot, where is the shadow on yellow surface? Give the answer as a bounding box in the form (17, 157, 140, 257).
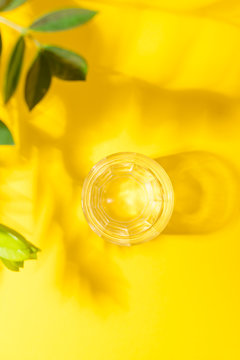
(60, 228, 129, 309)
(31, 148, 129, 310)
(136, 81, 240, 133)
(156, 151, 240, 235)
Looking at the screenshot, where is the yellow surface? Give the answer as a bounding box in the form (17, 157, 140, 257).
(0, 0, 240, 359)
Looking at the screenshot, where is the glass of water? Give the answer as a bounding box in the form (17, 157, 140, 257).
(82, 152, 174, 246)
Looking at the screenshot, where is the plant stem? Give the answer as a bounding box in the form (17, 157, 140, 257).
(0, 17, 41, 47)
(0, 16, 24, 33)
(27, 34, 41, 48)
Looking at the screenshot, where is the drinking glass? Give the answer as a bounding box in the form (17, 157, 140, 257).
(82, 152, 174, 245)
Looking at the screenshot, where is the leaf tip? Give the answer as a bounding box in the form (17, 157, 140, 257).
(0, 120, 15, 145)
(27, 103, 34, 111)
(90, 10, 98, 16)
(3, 90, 11, 105)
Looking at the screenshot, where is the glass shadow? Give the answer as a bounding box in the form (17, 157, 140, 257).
(155, 151, 240, 235)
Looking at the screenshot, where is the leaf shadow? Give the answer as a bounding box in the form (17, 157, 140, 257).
(135, 80, 240, 135)
(33, 147, 129, 314)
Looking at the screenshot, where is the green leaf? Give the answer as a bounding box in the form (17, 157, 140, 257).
(0, 120, 14, 145)
(44, 45, 87, 81)
(29, 8, 97, 32)
(0, 31, 2, 56)
(0, 224, 40, 262)
(0, 0, 27, 11)
(25, 51, 51, 110)
(1, 258, 24, 271)
(0, 0, 11, 11)
(4, 36, 25, 104)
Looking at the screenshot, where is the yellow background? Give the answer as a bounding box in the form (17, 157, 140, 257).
(0, 0, 240, 359)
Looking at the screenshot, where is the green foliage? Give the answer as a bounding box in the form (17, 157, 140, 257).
(1, 258, 24, 271)
(4, 35, 25, 103)
(30, 8, 97, 32)
(25, 50, 51, 110)
(0, 31, 2, 56)
(0, 1, 98, 271)
(0, 120, 14, 144)
(1, 0, 27, 11)
(0, 224, 40, 271)
(0, 4, 97, 111)
(0, 0, 12, 11)
(43, 45, 87, 81)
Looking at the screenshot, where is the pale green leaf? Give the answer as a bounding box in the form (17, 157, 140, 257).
(1, 258, 24, 271)
(0, 224, 40, 262)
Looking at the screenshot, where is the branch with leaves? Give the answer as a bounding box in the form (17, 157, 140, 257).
(0, 0, 97, 271)
(0, 0, 97, 109)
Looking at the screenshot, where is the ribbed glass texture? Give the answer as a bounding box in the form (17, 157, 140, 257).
(82, 152, 174, 245)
